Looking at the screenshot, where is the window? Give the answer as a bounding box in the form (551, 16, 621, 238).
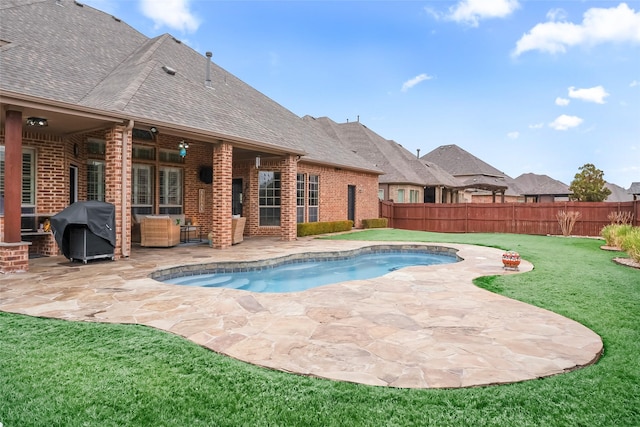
(259, 171, 280, 226)
(132, 164, 153, 215)
(0, 147, 36, 229)
(378, 189, 384, 200)
(159, 149, 182, 164)
(159, 167, 183, 214)
(410, 189, 419, 203)
(0, 147, 36, 222)
(87, 161, 105, 202)
(132, 144, 155, 161)
(296, 173, 305, 223)
(87, 138, 105, 156)
(397, 189, 405, 203)
(308, 175, 319, 222)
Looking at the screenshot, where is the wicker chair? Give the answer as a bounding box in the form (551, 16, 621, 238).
(140, 216, 180, 247)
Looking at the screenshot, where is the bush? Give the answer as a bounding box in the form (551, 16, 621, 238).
(621, 227, 640, 263)
(297, 220, 353, 237)
(601, 224, 634, 249)
(557, 210, 581, 236)
(362, 218, 388, 229)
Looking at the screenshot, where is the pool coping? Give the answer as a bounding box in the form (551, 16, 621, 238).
(151, 244, 461, 282)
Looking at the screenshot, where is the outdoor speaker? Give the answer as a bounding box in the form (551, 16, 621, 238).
(199, 166, 213, 184)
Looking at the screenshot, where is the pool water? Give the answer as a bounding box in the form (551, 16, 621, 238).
(164, 251, 456, 293)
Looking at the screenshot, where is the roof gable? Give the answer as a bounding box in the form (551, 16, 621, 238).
(514, 173, 570, 195)
(421, 144, 505, 177)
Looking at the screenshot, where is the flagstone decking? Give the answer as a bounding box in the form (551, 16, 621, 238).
(0, 237, 602, 388)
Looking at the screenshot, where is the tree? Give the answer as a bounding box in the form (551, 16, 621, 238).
(569, 163, 612, 202)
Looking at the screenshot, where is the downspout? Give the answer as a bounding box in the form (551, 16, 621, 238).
(122, 119, 134, 257)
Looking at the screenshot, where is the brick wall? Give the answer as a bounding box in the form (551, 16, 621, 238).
(298, 162, 379, 228)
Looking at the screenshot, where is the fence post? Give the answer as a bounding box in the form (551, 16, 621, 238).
(465, 203, 468, 233)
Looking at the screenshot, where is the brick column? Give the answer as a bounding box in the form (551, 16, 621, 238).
(104, 125, 131, 259)
(280, 154, 297, 241)
(212, 142, 233, 249)
(0, 242, 30, 273)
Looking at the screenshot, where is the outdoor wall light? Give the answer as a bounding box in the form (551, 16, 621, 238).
(149, 126, 158, 134)
(178, 140, 189, 157)
(26, 117, 48, 127)
(255, 155, 261, 168)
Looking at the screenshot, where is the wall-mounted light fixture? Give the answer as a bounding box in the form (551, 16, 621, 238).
(178, 140, 189, 157)
(255, 155, 261, 169)
(149, 126, 158, 135)
(26, 117, 48, 127)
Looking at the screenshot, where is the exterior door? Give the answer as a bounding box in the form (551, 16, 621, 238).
(232, 178, 243, 216)
(69, 165, 78, 205)
(347, 185, 356, 223)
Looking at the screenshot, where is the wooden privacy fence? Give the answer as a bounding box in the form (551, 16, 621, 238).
(379, 200, 640, 236)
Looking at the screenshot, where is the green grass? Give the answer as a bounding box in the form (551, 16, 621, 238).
(2, 230, 639, 426)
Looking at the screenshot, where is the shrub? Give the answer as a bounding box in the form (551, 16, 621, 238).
(621, 227, 640, 263)
(603, 224, 635, 249)
(607, 211, 634, 225)
(557, 210, 581, 236)
(297, 220, 353, 237)
(362, 218, 388, 229)
(601, 224, 617, 246)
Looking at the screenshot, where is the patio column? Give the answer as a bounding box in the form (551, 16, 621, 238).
(3, 110, 22, 243)
(0, 109, 30, 273)
(280, 154, 297, 241)
(104, 125, 131, 259)
(212, 142, 232, 249)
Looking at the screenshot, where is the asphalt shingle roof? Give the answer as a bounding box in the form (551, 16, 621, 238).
(0, 0, 379, 173)
(421, 144, 523, 195)
(514, 173, 570, 196)
(305, 117, 459, 187)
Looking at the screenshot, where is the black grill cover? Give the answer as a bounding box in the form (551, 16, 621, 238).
(50, 201, 116, 259)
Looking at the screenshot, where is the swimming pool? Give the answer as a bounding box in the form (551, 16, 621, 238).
(157, 245, 459, 293)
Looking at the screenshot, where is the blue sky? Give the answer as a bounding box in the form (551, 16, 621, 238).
(82, 0, 639, 188)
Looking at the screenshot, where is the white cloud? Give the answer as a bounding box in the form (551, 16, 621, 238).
(513, 3, 640, 56)
(447, 0, 520, 27)
(529, 122, 544, 129)
(401, 74, 433, 92)
(546, 8, 567, 22)
(549, 114, 583, 130)
(555, 97, 570, 106)
(631, 80, 640, 87)
(507, 131, 520, 139)
(140, 0, 200, 33)
(568, 85, 610, 104)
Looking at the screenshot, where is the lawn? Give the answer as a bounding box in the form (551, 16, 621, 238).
(1, 230, 638, 426)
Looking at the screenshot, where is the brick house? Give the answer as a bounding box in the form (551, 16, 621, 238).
(0, 0, 381, 272)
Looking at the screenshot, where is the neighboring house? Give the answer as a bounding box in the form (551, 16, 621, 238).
(514, 173, 571, 203)
(605, 182, 633, 202)
(304, 117, 460, 203)
(421, 144, 522, 203)
(629, 182, 640, 201)
(0, 0, 381, 272)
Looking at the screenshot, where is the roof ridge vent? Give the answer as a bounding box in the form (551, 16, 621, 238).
(162, 65, 176, 75)
(172, 37, 182, 44)
(74, 1, 83, 7)
(112, 16, 121, 22)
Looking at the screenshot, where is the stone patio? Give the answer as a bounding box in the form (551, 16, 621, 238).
(0, 236, 603, 388)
